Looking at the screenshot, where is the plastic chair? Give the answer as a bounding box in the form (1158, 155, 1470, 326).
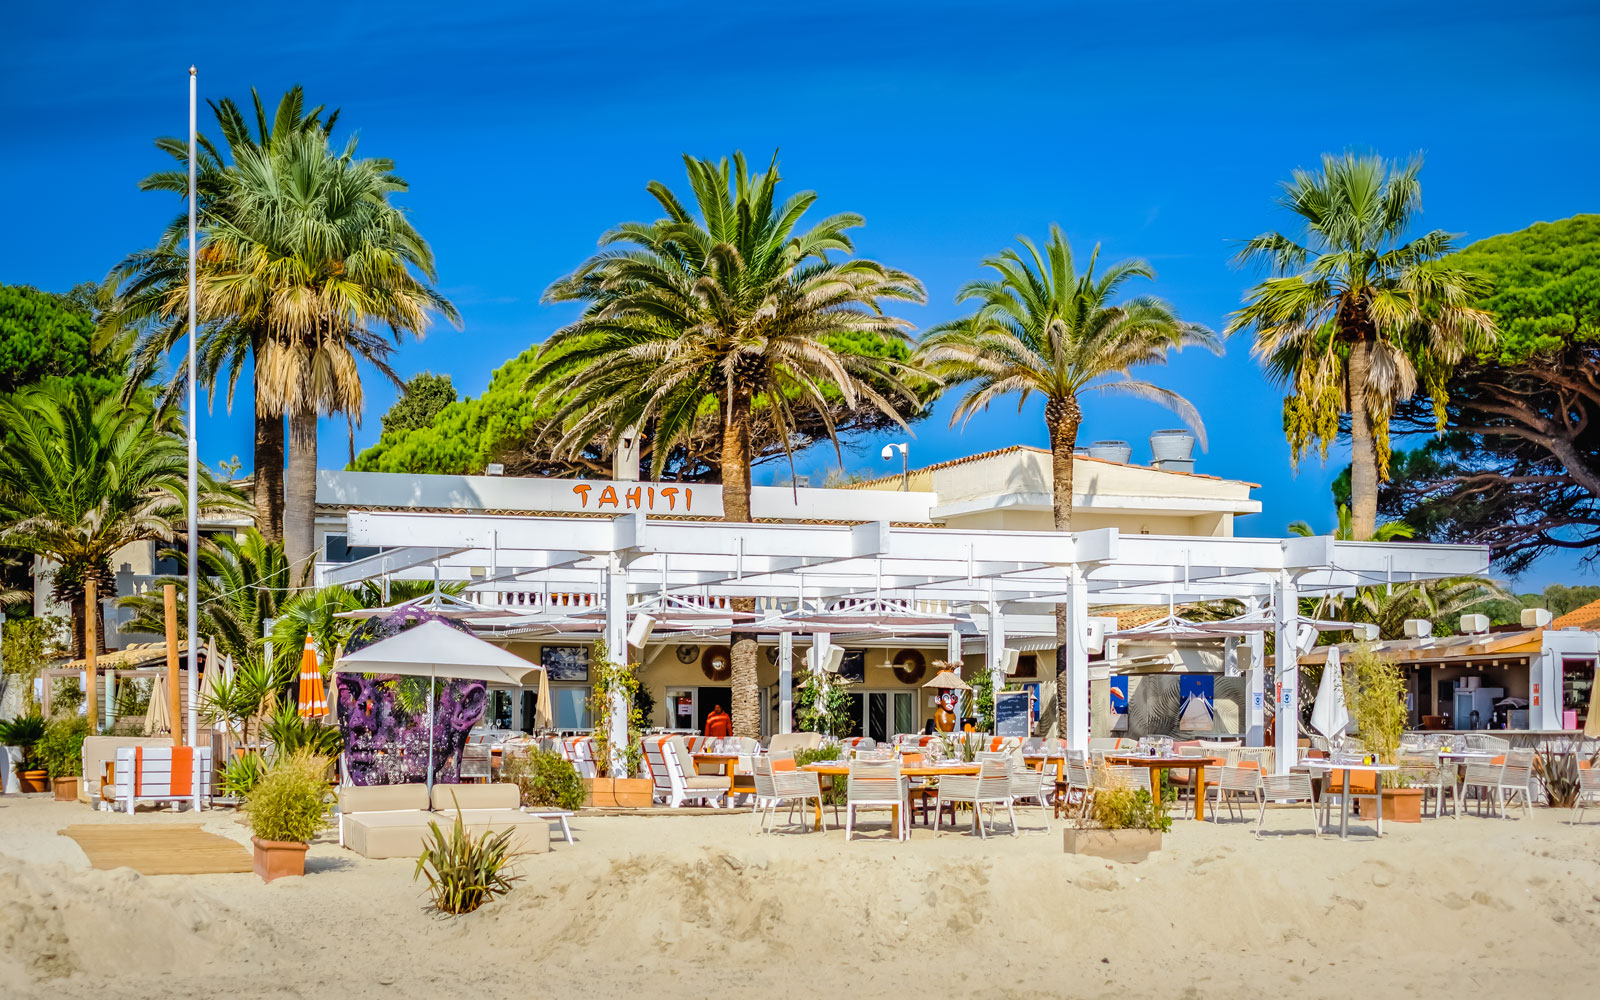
(845, 760, 907, 842)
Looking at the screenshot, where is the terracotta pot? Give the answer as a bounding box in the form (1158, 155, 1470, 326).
(251, 836, 309, 882)
(52, 776, 79, 801)
(18, 770, 49, 794)
(1063, 825, 1162, 863)
(1356, 787, 1424, 823)
(583, 777, 654, 808)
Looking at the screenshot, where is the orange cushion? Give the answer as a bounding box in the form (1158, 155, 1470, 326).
(1491, 755, 1506, 765)
(901, 754, 923, 767)
(771, 759, 797, 772)
(1580, 760, 1592, 770)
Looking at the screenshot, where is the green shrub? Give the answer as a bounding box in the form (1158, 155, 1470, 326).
(794, 746, 847, 805)
(245, 751, 331, 844)
(220, 752, 270, 798)
(500, 748, 584, 811)
(1347, 642, 1407, 784)
(1088, 784, 1171, 833)
(414, 806, 522, 914)
(36, 715, 89, 778)
(0, 713, 47, 771)
(262, 701, 345, 758)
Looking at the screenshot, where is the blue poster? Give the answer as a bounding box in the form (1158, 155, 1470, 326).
(1110, 676, 1129, 714)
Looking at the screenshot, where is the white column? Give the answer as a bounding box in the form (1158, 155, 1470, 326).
(1272, 572, 1299, 774)
(1245, 597, 1266, 747)
(987, 600, 1006, 724)
(777, 630, 794, 734)
(604, 555, 630, 775)
(946, 628, 962, 668)
(1063, 566, 1090, 752)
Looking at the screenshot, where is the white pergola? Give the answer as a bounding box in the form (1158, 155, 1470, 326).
(320, 510, 1489, 772)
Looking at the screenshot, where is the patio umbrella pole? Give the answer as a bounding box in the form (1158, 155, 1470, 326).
(426, 664, 436, 800)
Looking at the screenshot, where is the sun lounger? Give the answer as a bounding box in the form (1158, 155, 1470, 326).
(111, 746, 212, 813)
(339, 782, 551, 860)
(429, 783, 551, 854)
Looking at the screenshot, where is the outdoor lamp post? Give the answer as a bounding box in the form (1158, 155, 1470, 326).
(881, 442, 908, 491)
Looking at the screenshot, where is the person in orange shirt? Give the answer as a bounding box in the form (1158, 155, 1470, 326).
(704, 704, 732, 738)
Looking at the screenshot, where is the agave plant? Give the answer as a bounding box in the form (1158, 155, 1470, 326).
(413, 805, 522, 914)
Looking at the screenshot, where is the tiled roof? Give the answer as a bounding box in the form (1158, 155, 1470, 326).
(1551, 598, 1600, 631)
(844, 444, 1257, 489)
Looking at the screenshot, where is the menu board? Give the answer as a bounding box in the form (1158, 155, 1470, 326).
(995, 689, 1032, 737)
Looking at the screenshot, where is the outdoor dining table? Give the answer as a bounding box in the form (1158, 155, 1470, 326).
(1023, 755, 1066, 782)
(1299, 759, 1398, 839)
(1104, 754, 1224, 821)
(800, 762, 981, 831)
(692, 752, 747, 799)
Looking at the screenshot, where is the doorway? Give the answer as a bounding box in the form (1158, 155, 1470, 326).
(696, 686, 731, 732)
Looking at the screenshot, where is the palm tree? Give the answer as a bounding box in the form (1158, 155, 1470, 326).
(195, 128, 459, 577)
(0, 383, 241, 656)
(114, 86, 339, 542)
(1288, 504, 1414, 542)
(534, 151, 927, 739)
(1227, 152, 1497, 539)
(118, 528, 291, 668)
(916, 225, 1219, 737)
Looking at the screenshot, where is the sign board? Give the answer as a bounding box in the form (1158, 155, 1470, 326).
(995, 689, 1032, 737)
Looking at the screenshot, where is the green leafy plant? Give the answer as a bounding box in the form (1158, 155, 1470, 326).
(0, 712, 47, 771)
(968, 667, 995, 732)
(245, 751, 331, 844)
(262, 700, 345, 759)
(1088, 781, 1172, 833)
(793, 745, 847, 805)
(414, 804, 522, 914)
(500, 748, 585, 811)
(2, 616, 68, 714)
(1346, 642, 1406, 785)
(220, 752, 270, 798)
(587, 639, 645, 777)
(796, 671, 855, 737)
(36, 715, 89, 778)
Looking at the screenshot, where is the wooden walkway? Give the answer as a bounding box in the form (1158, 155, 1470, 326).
(60, 824, 252, 875)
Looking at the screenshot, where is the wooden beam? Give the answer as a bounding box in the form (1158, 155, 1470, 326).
(84, 577, 98, 731)
(163, 584, 180, 745)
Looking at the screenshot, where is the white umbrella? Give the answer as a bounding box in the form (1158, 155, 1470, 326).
(335, 621, 543, 795)
(144, 675, 170, 737)
(1310, 645, 1350, 744)
(197, 636, 221, 705)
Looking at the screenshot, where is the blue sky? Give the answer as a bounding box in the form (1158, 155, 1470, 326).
(4, 1, 1597, 590)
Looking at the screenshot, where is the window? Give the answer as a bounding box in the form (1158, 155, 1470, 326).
(1562, 658, 1595, 719)
(839, 649, 866, 683)
(552, 686, 592, 729)
(323, 533, 380, 564)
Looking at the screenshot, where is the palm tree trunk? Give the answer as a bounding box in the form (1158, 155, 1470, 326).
(721, 401, 761, 740)
(253, 411, 285, 543)
(284, 407, 319, 587)
(1347, 338, 1379, 539)
(1045, 397, 1082, 741)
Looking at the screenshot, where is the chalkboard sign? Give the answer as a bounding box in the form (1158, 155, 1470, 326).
(995, 689, 1032, 737)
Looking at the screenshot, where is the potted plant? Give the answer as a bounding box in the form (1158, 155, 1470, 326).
(37, 715, 89, 801)
(244, 751, 332, 882)
(1064, 772, 1171, 863)
(0, 714, 49, 793)
(583, 639, 654, 807)
(1345, 644, 1424, 823)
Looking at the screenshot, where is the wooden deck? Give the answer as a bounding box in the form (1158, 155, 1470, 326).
(60, 824, 252, 875)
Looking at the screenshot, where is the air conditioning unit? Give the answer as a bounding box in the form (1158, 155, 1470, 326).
(1458, 614, 1490, 635)
(1403, 618, 1434, 639)
(1521, 607, 1553, 628)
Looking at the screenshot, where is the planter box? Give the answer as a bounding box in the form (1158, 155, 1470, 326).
(53, 776, 79, 801)
(1356, 787, 1424, 823)
(583, 777, 654, 809)
(1063, 825, 1162, 863)
(18, 770, 49, 794)
(251, 836, 309, 883)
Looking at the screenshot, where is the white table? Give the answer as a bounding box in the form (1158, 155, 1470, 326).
(1300, 760, 1398, 839)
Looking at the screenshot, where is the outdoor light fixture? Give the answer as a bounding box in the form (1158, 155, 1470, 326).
(881, 442, 909, 490)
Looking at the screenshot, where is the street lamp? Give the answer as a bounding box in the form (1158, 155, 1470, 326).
(881, 442, 908, 491)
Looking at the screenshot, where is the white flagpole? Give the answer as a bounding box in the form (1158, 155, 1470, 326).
(185, 66, 199, 753)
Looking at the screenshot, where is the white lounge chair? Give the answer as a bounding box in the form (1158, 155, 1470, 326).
(662, 736, 727, 808)
(1570, 767, 1600, 825)
(111, 746, 212, 813)
(845, 760, 907, 842)
(937, 759, 1015, 838)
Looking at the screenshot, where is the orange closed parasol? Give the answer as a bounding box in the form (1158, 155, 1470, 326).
(296, 635, 328, 719)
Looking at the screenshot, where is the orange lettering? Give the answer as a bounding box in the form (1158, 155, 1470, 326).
(659, 487, 678, 510)
(598, 486, 619, 508)
(647, 487, 655, 509)
(572, 484, 592, 507)
(624, 486, 642, 509)
(685, 487, 693, 510)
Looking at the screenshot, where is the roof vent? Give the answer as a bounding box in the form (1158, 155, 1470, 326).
(1086, 440, 1131, 464)
(1150, 430, 1195, 473)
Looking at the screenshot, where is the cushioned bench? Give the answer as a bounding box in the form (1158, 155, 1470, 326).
(339, 782, 550, 860)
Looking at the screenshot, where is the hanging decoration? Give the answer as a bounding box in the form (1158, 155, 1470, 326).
(891, 648, 927, 684)
(700, 644, 732, 681)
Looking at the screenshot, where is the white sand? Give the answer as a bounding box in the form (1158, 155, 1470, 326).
(2, 793, 1599, 999)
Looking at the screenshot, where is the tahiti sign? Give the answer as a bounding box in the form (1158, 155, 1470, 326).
(570, 483, 699, 512)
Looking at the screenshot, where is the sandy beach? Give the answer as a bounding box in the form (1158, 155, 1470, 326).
(3, 794, 1599, 1000)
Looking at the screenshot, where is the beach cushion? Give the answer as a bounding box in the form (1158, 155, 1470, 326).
(341, 783, 429, 813)
(766, 732, 823, 754)
(431, 782, 519, 812)
(345, 804, 549, 859)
